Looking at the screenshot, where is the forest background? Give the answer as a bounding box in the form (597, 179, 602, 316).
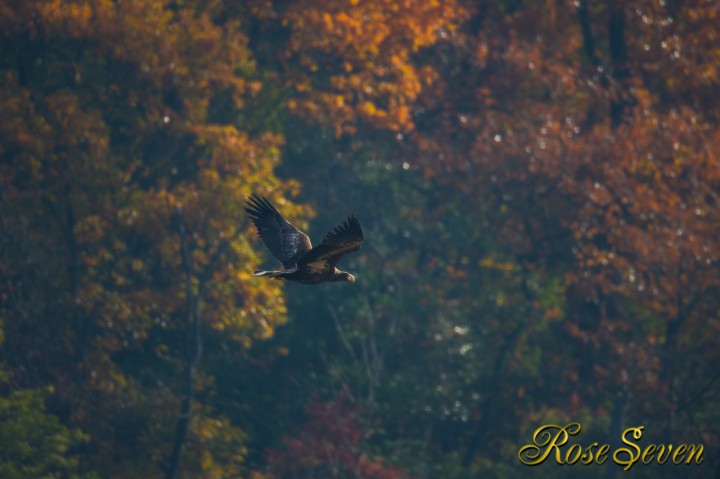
(1, 1, 718, 478)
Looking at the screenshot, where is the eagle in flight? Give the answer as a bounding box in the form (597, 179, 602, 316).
(245, 195, 363, 284)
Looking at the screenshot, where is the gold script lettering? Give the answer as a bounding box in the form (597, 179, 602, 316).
(672, 444, 687, 464)
(656, 444, 672, 464)
(641, 444, 656, 464)
(595, 444, 610, 464)
(613, 426, 643, 471)
(518, 423, 703, 468)
(518, 423, 581, 466)
(685, 445, 704, 464)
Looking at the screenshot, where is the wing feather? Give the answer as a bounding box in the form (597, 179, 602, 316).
(245, 195, 312, 269)
(297, 215, 363, 273)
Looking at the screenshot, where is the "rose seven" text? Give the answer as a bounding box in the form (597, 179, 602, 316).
(518, 423, 703, 470)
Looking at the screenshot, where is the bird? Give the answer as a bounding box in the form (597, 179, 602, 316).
(245, 194, 363, 285)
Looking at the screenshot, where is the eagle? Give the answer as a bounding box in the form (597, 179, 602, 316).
(245, 194, 363, 284)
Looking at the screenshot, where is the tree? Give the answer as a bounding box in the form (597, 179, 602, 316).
(1, 1, 306, 477)
(247, 0, 720, 476)
(2, 1, 719, 477)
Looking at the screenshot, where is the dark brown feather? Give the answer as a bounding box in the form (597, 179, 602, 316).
(244, 194, 312, 269)
(296, 215, 363, 274)
(246, 196, 363, 284)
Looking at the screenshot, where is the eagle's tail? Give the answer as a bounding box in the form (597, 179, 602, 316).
(252, 270, 283, 278)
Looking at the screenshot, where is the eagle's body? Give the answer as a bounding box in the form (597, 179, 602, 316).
(245, 195, 363, 285)
(251, 266, 353, 285)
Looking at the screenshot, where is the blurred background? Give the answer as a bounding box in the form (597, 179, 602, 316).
(1, 1, 718, 478)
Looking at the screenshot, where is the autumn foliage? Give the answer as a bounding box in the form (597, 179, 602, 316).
(266, 392, 407, 479)
(1, 0, 719, 478)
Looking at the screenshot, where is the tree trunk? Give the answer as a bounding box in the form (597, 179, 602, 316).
(165, 207, 204, 479)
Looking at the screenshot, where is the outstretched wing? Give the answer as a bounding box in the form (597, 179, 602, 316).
(297, 215, 363, 274)
(245, 195, 312, 269)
